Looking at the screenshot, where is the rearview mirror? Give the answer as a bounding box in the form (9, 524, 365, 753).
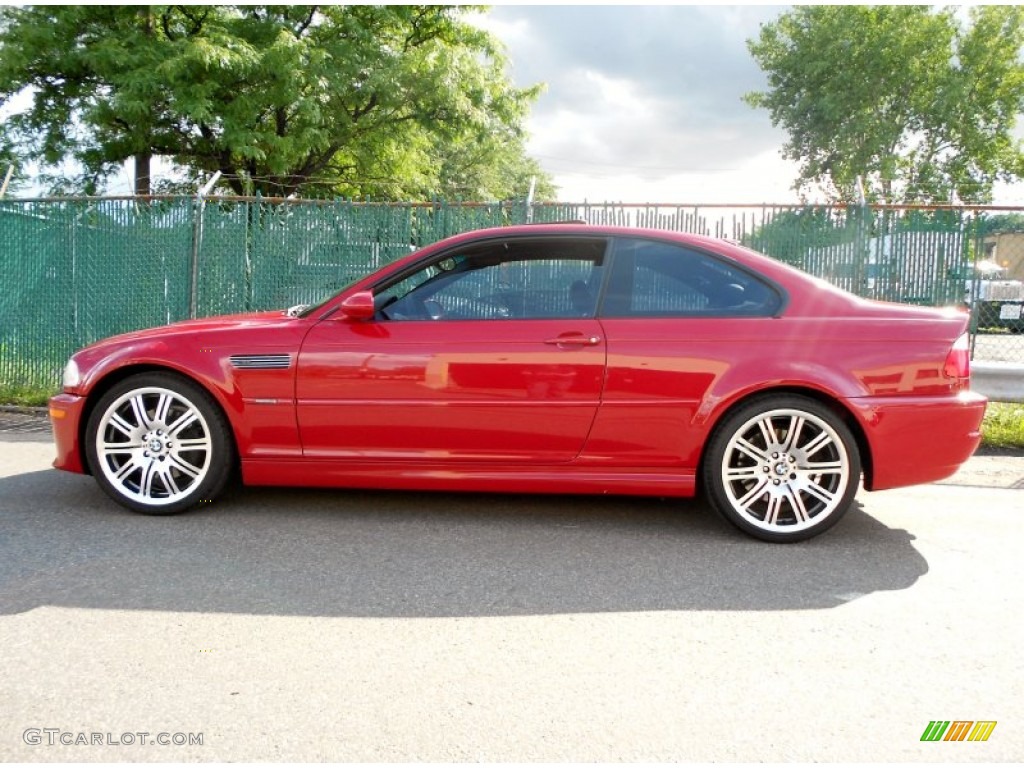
(339, 291, 375, 320)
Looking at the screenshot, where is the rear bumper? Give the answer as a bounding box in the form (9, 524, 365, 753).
(48, 393, 87, 474)
(845, 390, 987, 491)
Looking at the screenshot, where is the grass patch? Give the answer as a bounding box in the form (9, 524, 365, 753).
(981, 402, 1024, 451)
(0, 381, 55, 407)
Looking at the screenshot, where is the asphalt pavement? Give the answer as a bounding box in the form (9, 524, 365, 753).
(0, 411, 1021, 761)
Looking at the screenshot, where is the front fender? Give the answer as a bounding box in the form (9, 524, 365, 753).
(69, 329, 305, 460)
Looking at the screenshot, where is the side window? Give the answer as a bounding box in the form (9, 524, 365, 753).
(374, 238, 606, 321)
(603, 238, 782, 317)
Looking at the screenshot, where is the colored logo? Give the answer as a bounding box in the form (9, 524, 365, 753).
(921, 721, 997, 742)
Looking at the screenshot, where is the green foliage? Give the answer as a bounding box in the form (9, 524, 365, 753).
(741, 207, 852, 265)
(0, 5, 553, 200)
(981, 402, 1024, 451)
(0, 381, 55, 407)
(746, 6, 1024, 204)
(977, 213, 1024, 236)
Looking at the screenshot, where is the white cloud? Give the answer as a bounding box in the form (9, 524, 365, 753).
(480, 4, 799, 203)
(480, 4, 1024, 206)
(547, 148, 802, 204)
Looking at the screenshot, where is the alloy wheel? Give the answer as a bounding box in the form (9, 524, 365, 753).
(93, 386, 213, 506)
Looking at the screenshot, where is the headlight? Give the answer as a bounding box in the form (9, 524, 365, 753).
(62, 359, 81, 390)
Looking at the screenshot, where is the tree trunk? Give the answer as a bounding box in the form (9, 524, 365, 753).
(134, 152, 152, 196)
(135, 8, 154, 198)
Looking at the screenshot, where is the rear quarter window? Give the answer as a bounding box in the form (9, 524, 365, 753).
(602, 238, 783, 318)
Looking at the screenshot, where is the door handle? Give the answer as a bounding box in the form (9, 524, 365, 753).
(543, 335, 602, 347)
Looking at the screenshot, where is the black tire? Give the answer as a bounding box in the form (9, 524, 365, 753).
(702, 395, 861, 543)
(85, 372, 235, 515)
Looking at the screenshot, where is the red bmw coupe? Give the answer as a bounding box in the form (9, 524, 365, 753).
(49, 225, 986, 542)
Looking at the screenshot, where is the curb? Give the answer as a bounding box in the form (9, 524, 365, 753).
(0, 405, 49, 416)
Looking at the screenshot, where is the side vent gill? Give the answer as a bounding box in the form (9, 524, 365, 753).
(229, 354, 292, 370)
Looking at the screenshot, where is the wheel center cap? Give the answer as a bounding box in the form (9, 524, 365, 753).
(149, 439, 164, 453)
(774, 462, 789, 476)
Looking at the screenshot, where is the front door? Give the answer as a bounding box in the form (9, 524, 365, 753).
(296, 237, 609, 463)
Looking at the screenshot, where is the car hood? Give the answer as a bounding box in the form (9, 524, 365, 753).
(80, 310, 299, 350)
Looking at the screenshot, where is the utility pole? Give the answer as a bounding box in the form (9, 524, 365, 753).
(0, 165, 14, 199)
(525, 176, 537, 223)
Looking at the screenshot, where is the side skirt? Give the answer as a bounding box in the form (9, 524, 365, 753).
(241, 459, 697, 498)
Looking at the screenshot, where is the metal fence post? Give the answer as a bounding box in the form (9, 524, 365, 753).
(968, 217, 983, 359)
(244, 193, 258, 312)
(188, 172, 221, 319)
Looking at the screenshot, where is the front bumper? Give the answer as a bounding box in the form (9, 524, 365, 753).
(48, 392, 87, 474)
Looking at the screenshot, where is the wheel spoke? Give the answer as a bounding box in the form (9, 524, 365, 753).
(803, 479, 837, 506)
(736, 478, 769, 510)
(755, 417, 776, 448)
(802, 459, 844, 474)
(167, 409, 199, 437)
(113, 458, 140, 482)
(801, 430, 832, 459)
(154, 393, 173, 425)
(129, 395, 152, 431)
(725, 465, 762, 482)
(102, 441, 141, 456)
(764, 494, 784, 525)
(734, 437, 769, 463)
(174, 437, 210, 452)
(108, 412, 136, 438)
(139, 460, 159, 497)
(784, 486, 810, 523)
(167, 453, 202, 479)
(783, 416, 805, 452)
(156, 465, 181, 495)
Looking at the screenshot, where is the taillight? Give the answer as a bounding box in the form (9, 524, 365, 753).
(943, 333, 970, 381)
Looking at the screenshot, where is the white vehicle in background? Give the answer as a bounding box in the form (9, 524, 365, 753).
(961, 260, 1024, 331)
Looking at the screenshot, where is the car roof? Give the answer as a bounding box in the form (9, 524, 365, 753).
(438, 224, 799, 281)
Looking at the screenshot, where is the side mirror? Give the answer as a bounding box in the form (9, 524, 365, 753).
(339, 291, 376, 320)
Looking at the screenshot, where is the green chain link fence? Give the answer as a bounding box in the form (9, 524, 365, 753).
(3, 196, 1024, 394)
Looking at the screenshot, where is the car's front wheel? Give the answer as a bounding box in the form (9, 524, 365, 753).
(85, 373, 234, 514)
(703, 395, 861, 542)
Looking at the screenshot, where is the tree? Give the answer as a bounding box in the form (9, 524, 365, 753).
(977, 213, 1024, 236)
(741, 207, 848, 265)
(745, 6, 1024, 204)
(0, 5, 553, 200)
(432, 131, 557, 202)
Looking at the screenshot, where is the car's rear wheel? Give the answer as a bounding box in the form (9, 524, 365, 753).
(703, 395, 861, 542)
(85, 373, 234, 515)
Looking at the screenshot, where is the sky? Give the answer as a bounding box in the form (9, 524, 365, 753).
(472, 4, 1024, 206)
